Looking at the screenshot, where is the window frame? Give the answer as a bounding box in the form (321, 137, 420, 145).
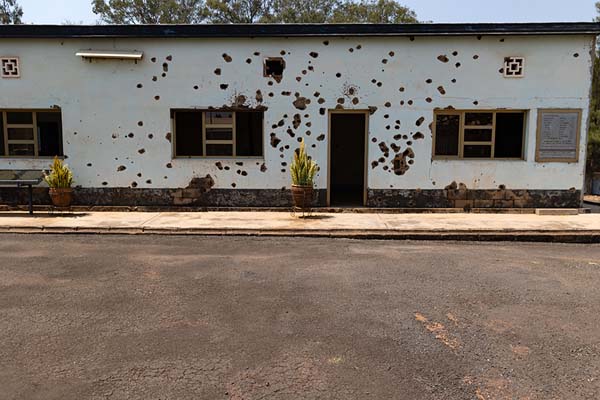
(1, 109, 63, 158)
(432, 109, 527, 160)
(172, 109, 264, 159)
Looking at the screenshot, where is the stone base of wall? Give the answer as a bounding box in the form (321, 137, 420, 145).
(367, 188, 582, 209)
(0, 187, 581, 208)
(0, 187, 327, 207)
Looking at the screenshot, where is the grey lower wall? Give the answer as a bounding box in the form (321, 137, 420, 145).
(0, 187, 581, 208)
(0, 187, 327, 207)
(367, 188, 582, 209)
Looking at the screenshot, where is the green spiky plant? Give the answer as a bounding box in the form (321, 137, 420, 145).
(44, 157, 73, 188)
(291, 139, 318, 187)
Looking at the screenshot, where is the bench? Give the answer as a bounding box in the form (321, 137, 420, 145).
(0, 170, 45, 215)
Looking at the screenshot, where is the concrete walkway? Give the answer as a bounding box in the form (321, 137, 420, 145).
(1, 210, 600, 242)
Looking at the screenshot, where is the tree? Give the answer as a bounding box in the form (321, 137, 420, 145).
(91, 0, 418, 24)
(205, 0, 272, 23)
(266, 0, 340, 23)
(330, 0, 417, 23)
(586, 2, 600, 191)
(91, 0, 207, 24)
(0, 0, 23, 24)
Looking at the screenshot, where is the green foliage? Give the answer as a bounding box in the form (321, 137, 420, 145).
(0, 0, 23, 24)
(290, 139, 318, 187)
(92, 0, 207, 24)
(330, 0, 417, 23)
(91, 0, 418, 24)
(206, 0, 270, 23)
(265, 0, 338, 23)
(44, 157, 74, 189)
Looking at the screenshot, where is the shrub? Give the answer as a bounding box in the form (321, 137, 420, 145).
(44, 156, 73, 188)
(290, 139, 318, 186)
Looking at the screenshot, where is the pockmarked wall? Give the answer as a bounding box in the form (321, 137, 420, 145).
(0, 34, 594, 207)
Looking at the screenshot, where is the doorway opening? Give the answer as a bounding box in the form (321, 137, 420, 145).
(328, 112, 367, 206)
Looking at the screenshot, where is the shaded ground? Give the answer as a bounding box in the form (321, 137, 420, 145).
(1, 235, 600, 400)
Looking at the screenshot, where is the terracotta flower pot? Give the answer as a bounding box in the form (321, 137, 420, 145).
(291, 184, 314, 209)
(49, 188, 73, 208)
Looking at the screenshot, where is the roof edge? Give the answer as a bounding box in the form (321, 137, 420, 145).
(1, 22, 599, 39)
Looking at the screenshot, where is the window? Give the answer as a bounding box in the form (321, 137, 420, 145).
(172, 109, 263, 157)
(503, 56, 525, 78)
(1, 110, 63, 157)
(1, 57, 20, 78)
(433, 110, 525, 159)
(264, 58, 285, 82)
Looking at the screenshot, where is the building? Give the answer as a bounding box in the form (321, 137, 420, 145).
(0, 23, 599, 208)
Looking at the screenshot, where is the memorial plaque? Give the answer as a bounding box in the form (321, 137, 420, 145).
(536, 109, 581, 162)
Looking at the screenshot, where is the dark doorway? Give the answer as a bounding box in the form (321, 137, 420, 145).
(329, 113, 366, 206)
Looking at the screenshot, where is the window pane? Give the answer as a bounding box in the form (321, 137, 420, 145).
(0, 113, 4, 156)
(206, 143, 233, 156)
(463, 145, 492, 158)
(236, 111, 263, 156)
(37, 112, 63, 157)
(7, 112, 33, 124)
(206, 128, 233, 140)
(495, 113, 524, 158)
(464, 129, 492, 142)
(7, 127, 34, 140)
(465, 113, 493, 126)
(205, 111, 233, 125)
(434, 114, 460, 156)
(8, 143, 34, 156)
(175, 111, 203, 156)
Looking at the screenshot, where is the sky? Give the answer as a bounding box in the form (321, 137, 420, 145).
(17, 0, 600, 24)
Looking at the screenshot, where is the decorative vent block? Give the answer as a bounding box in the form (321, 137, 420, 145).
(503, 56, 525, 78)
(1, 57, 20, 78)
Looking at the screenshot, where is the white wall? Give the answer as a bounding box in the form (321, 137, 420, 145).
(0, 34, 594, 191)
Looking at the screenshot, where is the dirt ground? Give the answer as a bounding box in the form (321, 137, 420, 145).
(1, 234, 599, 400)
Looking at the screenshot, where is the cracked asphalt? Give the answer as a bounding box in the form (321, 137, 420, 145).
(1, 234, 599, 399)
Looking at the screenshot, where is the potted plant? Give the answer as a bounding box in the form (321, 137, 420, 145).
(290, 139, 318, 209)
(44, 156, 74, 207)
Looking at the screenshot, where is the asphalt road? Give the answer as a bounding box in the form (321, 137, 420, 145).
(1, 235, 600, 400)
